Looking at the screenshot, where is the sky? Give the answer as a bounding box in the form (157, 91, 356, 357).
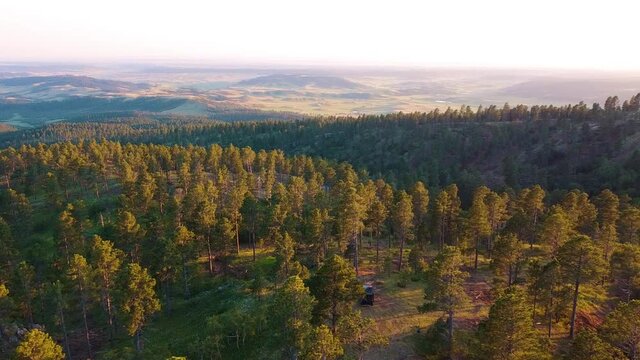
(2, 0, 640, 70)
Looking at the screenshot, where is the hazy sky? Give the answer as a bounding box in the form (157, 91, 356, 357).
(2, 0, 639, 70)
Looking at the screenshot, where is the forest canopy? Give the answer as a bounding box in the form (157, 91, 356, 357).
(0, 93, 639, 359)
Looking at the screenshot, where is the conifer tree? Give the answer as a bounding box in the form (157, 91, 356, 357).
(478, 287, 550, 360)
(600, 300, 640, 359)
(393, 190, 414, 270)
(91, 235, 123, 336)
(419, 246, 469, 354)
(485, 191, 509, 257)
(566, 329, 626, 360)
(173, 225, 196, 298)
(336, 311, 388, 358)
(270, 276, 315, 358)
(309, 255, 362, 333)
(557, 235, 607, 338)
(492, 233, 523, 286)
(14, 261, 36, 325)
(303, 325, 343, 360)
(368, 198, 388, 264)
(610, 243, 640, 301)
(115, 210, 145, 262)
(539, 206, 571, 256)
(68, 254, 94, 357)
(411, 181, 429, 245)
(619, 206, 640, 245)
(15, 329, 65, 360)
(121, 263, 161, 353)
(57, 204, 82, 265)
(307, 208, 332, 266)
(468, 186, 491, 269)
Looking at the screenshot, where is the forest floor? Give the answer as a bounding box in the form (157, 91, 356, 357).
(98, 240, 597, 359)
(356, 240, 492, 360)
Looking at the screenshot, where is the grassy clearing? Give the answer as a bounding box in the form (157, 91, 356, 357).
(356, 242, 493, 359)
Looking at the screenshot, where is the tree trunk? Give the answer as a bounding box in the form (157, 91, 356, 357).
(569, 257, 583, 339)
(474, 236, 479, 270)
(235, 219, 240, 255)
(80, 294, 92, 358)
(207, 237, 214, 276)
(135, 329, 142, 353)
(58, 301, 72, 359)
(376, 231, 380, 265)
(251, 231, 256, 262)
(398, 237, 405, 271)
(182, 256, 190, 299)
(354, 235, 359, 276)
(447, 308, 454, 355)
(547, 297, 553, 338)
(105, 290, 114, 339)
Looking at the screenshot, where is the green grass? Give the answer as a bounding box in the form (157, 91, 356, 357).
(98, 277, 246, 359)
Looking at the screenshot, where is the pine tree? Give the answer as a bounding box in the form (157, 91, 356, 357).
(173, 225, 196, 298)
(492, 233, 524, 286)
(411, 181, 429, 246)
(485, 191, 509, 257)
(336, 311, 388, 358)
(121, 263, 161, 353)
(67, 254, 94, 357)
(619, 206, 640, 245)
(600, 300, 640, 359)
(527, 259, 572, 338)
(610, 243, 640, 301)
(560, 190, 597, 236)
(309, 255, 362, 333)
(393, 190, 414, 270)
(539, 206, 571, 256)
(518, 185, 545, 248)
(419, 246, 469, 354)
(115, 210, 145, 262)
(478, 287, 550, 360)
(433, 185, 461, 249)
(595, 189, 620, 228)
(307, 208, 332, 266)
(468, 186, 491, 269)
(52, 280, 72, 359)
(91, 235, 123, 337)
(57, 204, 82, 265)
(225, 179, 247, 255)
(368, 198, 388, 264)
(270, 276, 315, 359)
(14, 260, 36, 324)
(275, 232, 308, 282)
(14, 329, 65, 360)
(557, 235, 607, 338)
(566, 329, 626, 360)
(597, 223, 618, 261)
(303, 325, 343, 360)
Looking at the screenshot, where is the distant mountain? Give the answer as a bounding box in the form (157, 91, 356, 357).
(0, 75, 148, 92)
(237, 74, 361, 89)
(499, 78, 640, 103)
